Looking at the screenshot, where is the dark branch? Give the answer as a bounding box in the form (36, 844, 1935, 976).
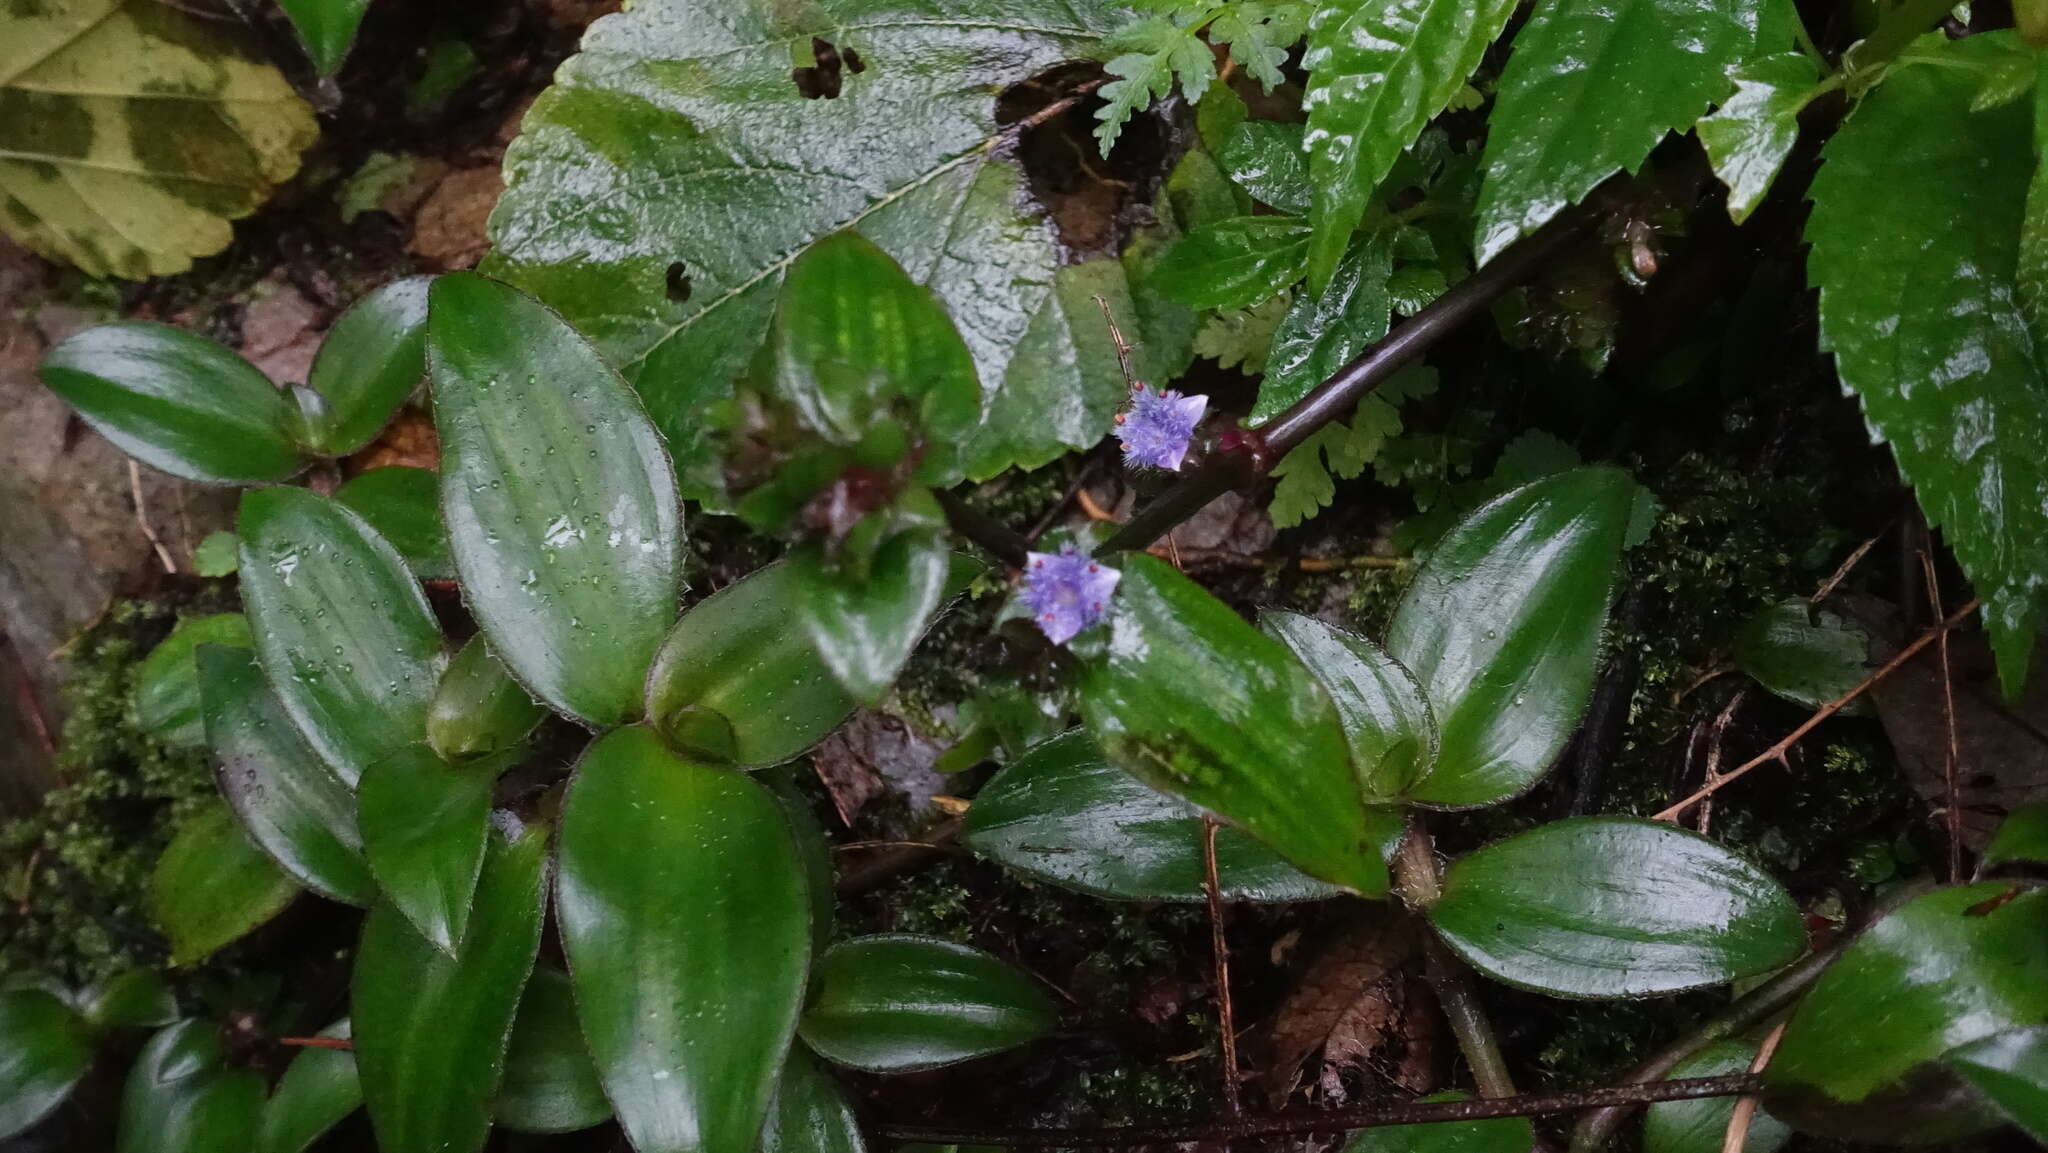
(936, 489, 1031, 569)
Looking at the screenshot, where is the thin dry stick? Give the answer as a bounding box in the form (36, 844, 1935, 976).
(1694, 690, 1748, 836)
(129, 461, 178, 574)
(1719, 1023, 1786, 1153)
(1202, 815, 1242, 1118)
(1094, 295, 1141, 391)
(278, 1036, 353, 1050)
(1653, 598, 1981, 823)
(1920, 552, 1964, 882)
(1810, 520, 1893, 606)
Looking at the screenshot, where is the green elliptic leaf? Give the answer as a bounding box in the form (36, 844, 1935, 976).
(78, 970, 179, 1031)
(427, 636, 545, 763)
(1946, 1027, 2048, 1142)
(427, 272, 682, 727)
(1387, 467, 1632, 808)
(1697, 53, 1818, 224)
(1429, 817, 1805, 998)
(791, 527, 951, 706)
(1473, 0, 1755, 263)
(1253, 230, 1394, 426)
(1080, 555, 1389, 895)
(2021, 60, 2048, 350)
(276, 0, 370, 75)
(1642, 1039, 1792, 1153)
(238, 486, 444, 786)
(497, 967, 611, 1134)
(798, 935, 1057, 1072)
(149, 800, 300, 966)
(962, 729, 1348, 903)
(354, 821, 549, 1153)
(645, 560, 857, 769)
(39, 324, 306, 484)
(1767, 883, 2048, 1143)
(1732, 598, 1872, 714)
(486, 0, 1135, 497)
(0, 989, 94, 1141)
(1343, 1092, 1533, 1153)
(1983, 803, 2048, 869)
(192, 531, 241, 577)
(1807, 31, 2048, 697)
(335, 466, 454, 582)
(117, 1020, 264, 1153)
(132, 613, 252, 749)
(1260, 612, 1436, 799)
(557, 727, 811, 1153)
(762, 1052, 865, 1153)
(357, 745, 494, 954)
(260, 1019, 361, 1153)
(302, 277, 431, 455)
(1221, 120, 1311, 215)
(199, 645, 374, 906)
(1301, 0, 1518, 288)
(1156, 217, 1315, 311)
(0, 0, 318, 279)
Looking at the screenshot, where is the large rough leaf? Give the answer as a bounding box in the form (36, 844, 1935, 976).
(557, 727, 811, 1153)
(354, 821, 549, 1153)
(1428, 818, 1805, 998)
(1473, 0, 1755, 262)
(1079, 555, 1389, 895)
(1260, 611, 1436, 799)
(357, 745, 495, 954)
(132, 613, 251, 749)
(485, 0, 1137, 496)
(1301, 0, 1517, 288)
(116, 1021, 264, 1153)
(497, 967, 611, 1134)
(0, 989, 93, 1141)
(149, 799, 299, 966)
(238, 486, 444, 786)
(1696, 53, 1817, 224)
(0, 0, 318, 278)
(1768, 884, 2048, 1143)
(427, 272, 681, 727)
(1386, 467, 1632, 807)
(962, 728, 1348, 902)
(1807, 31, 2048, 696)
(1253, 230, 1395, 424)
(797, 935, 1057, 1072)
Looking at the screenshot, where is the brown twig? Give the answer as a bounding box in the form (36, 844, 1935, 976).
(1201, 815, 1241, 1118)
(1693, 690, 1748, 835)
(129, 461, 177, 574)
(1920, 552, 1964, 882)
(1027, 458, 1104, 543)
(1810, 521, 1892, 606)
(1719, 1024, 1786, 1153)
(278, 1036, 353, 1050)
(1652, 598, 1980, 823)
(833, 819, 963, 894)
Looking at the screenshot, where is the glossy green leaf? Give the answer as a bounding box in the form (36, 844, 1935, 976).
(645, 560, 857, 768)
(427, 272, 682, 727)
(1642, 1039, 1792, 1153)
(1387, 467, 1632, 807)
(1946, 1027, 2048, 1142)
(1732, 599, 1872, 713)
(276, 0, 369, 74)
(1253, 229, 1394, 426)
(798, 935, 1056, 1072)
(557, 727, 810, 1153)
(78, 970, 179, 1031)
(117, 1020, 264, 1153)
(39, 323, 305, 484)
(1080, 555, 1388, 895)
(354, 821, 549, 1153)
(260, 1019, 360, 1153)
(335, 467, 453, 582)
(200, 645, 374, 905)
(1302, 0, 1517, 287)
(1221, 120, 1310, 215)
(791, 527, 950, 706)
(962, 729, 1349, 902)
(1156, 217, 1314, 311)
(762, 1052, 865, 1153)
(132, 613, 251, 749)
(1697, 53, 1817, 224)
(193, 530, 241, 577)
(1983, 804, 2048, 869)
(0, 989, 93, 1140)
(1261, 612, 1436, 798)
(1429, 817, 1805, 998)
(1807, 32, 2048, 697)
(1474, 0, 1755, 262)
(238, 486, 444, 786)
(497, 967, 611, 1134)
(149, 800, 300, 966)
(2020, 61, 2048, 350)
(1343, 1092, 1533, 1153)
(427, 636, 545, 763)
(302, 277, 431, 454)
(1767, 884, 2048, 1143)
(358, 744, 494, 954)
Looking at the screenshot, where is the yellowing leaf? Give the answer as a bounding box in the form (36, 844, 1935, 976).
(0, 0, 318, 278)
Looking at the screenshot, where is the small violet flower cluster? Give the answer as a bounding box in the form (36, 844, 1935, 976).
(1114, 383, 1207, 471)
(1019, 545, 1120, 645)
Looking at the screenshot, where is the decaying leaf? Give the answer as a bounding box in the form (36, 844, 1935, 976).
(0, 0, 318, 278)
(812, 709, 947, 830)
(1260, 912, 1433, 1108)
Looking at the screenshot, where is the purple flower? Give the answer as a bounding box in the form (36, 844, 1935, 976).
(1020, 546, 1121, 645)
(1115, 387, 1208, 471)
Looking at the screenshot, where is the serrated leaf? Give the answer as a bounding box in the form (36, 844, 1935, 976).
(276, 0, 369, 75)
(334, 466, 453, 582)
(132, 613, 251, 749)
(192, 531, 240, 577)
(0, 0, 318, 278)
(301, 277, 430, 456)
(1732, 599, 1872, 713)
(0, 989, 93, 1141)
(1643, 1040, 1792, 1153)
(1210, 1, 1310, 92)
(1156, 216, 1315, 311)
(557, 727, 811, 1153)
(427, 272, 682, 726)
(1097, 22, 1216, 155)
(357, 745, 493, 954)
(1474, 0, 1757, 263)
(1697, 54, 1817, 224)
(1808, 32, 2048, 696)
(1254, 230, 1394, 424)
(496, 967, 611, 1134)
(149, 800, 299, 966)
(117, 1020, 264, 1153)
(1194, 294, 1290, 374)
(1302, 0, 1518, 287)
(260, 1019, 360, 1153)
(1221, 120, 1311, 215)
(485, 0, 1132, 497)
(1260, 612, 1435, 798)
(798, 935, 1056, 1072)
